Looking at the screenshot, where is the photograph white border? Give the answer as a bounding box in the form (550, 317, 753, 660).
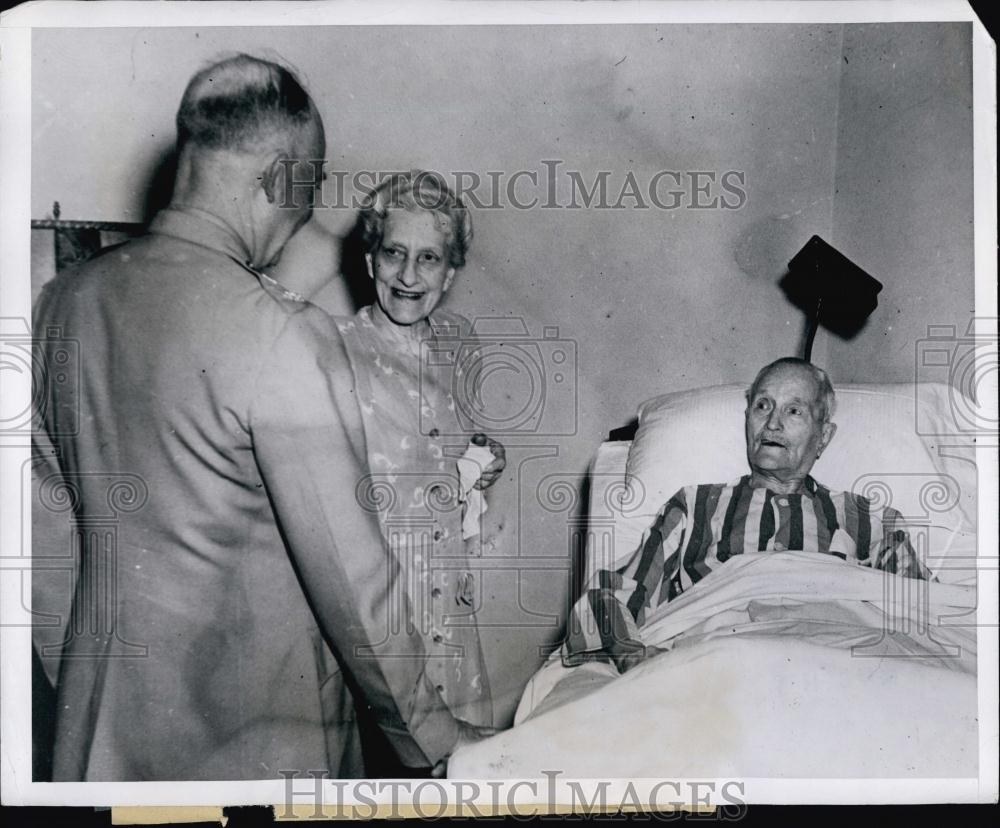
(1, 0, 996, 809)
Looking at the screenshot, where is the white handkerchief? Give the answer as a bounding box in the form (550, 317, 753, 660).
(457, 443, 495, 540)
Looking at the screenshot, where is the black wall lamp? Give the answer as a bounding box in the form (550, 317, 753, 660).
(780, 235, 883, 362)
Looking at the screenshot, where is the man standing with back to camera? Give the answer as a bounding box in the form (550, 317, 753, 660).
(32, 54, 489, 780)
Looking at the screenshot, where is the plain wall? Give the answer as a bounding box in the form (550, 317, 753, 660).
(30, 23, 974, 725)
(828, 23, 974, 386)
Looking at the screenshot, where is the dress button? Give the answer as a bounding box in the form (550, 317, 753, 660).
(429, 428, 440, 438)
(431, 587, 442, 598)
(433, 530, 442, 541)
(435, 684, 445, 693)
(433, 633, 444, 644)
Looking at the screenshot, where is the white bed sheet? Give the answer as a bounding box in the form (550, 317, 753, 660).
(449, 552, 977, 779)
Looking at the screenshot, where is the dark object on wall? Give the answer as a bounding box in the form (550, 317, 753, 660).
(780, 235, 883, 362)
(31, 202, 146, 273)
(608, 417, 639, 442)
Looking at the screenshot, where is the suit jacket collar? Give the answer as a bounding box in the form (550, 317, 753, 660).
(149, 206, 253, 266)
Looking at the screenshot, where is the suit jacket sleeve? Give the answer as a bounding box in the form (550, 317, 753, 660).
(31, 300, 76, 689)
(249, 304, 460, 767)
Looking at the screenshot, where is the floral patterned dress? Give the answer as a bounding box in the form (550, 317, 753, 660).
(336, 304, 492, 727)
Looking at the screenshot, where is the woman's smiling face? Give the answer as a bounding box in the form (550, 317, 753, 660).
(369, 208, 455, 326)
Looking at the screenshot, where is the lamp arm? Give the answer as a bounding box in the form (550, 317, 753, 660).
(802, 295, 822, 363)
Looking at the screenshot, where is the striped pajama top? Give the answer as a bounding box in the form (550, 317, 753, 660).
(564, 474, 931, 671)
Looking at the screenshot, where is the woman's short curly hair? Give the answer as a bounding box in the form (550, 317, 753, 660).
(359, 171, 473, 269)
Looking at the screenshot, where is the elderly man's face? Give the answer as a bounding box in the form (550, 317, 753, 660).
(745, 364, 835, 483)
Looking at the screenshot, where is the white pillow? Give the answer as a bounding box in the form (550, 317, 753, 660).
(603, 382, 977, 584)
(583, 441, 633, 583)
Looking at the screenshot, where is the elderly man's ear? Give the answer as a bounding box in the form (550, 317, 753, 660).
(817, 420, 838, 459)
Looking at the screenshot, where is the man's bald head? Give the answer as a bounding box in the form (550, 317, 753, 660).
(746, 357, 837, 423)
(176, 54, 319, 155)
(168, 54, 326, 270)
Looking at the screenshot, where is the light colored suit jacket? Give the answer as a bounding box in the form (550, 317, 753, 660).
(32, 207, 459, 780)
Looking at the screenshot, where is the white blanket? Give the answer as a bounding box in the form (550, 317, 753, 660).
(449, 553, 978, 778)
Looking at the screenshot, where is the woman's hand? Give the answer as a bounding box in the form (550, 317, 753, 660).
(472, 434, 506, 491)
(430, 720, 498, 778)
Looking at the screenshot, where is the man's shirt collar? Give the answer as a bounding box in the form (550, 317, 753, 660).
(737, 473, 821, 497)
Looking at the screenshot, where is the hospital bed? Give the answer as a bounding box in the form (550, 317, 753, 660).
(450, 381, 980, 779)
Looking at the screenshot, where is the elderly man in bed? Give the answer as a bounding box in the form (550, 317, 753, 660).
(564, 357, 931, 672)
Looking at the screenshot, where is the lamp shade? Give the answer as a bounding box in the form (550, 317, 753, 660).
(780, 235, 882, 338)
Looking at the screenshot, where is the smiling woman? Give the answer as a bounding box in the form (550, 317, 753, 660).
(357, 171, 471, 321)
(334, 171, 505, 771)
